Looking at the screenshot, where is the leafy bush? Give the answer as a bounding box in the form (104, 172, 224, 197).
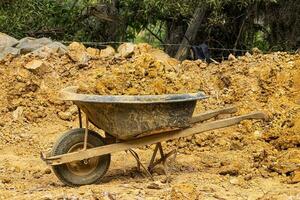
(0, 0, 92, 41)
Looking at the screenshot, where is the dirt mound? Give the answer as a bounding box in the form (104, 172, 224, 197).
(203, 52, 300, 150)
(0, 40, 299, 198)
(80, 50, 205, 95)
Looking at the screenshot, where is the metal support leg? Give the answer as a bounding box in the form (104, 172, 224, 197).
(129, 149, 141, 171)
(78, 107, 82, 128)
(158, 143, 165, 159)
(148, 142, 177, 178)
(148, 144, 159, 171)
(129, 149, 154, 180)
(83, 116, 89, 150)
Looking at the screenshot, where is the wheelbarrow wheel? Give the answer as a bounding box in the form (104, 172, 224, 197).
(51, 128, 111, 186)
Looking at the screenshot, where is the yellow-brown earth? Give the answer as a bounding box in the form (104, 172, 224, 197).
(0, 42, 299, 199)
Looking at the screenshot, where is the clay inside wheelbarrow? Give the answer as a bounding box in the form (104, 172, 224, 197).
(60, 86, 207, 140)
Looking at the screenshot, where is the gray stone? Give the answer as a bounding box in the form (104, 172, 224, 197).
(245, 52, 252, 57)
(32, 42, 68, 57)
(16, 37, 53, 54)
(228, 53, 237, 61)
(0, 32, 18, 47)
(0, 46, 20, 60)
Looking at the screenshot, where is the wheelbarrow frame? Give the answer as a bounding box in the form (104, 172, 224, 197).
(41, 87, 267, 185)
(42, 107, 266, 166)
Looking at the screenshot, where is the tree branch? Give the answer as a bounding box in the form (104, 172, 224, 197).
(145, 26, 164, 44)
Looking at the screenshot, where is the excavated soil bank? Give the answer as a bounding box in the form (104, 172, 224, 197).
(79, 43, 204, 95)
(0, 41, 299, 199)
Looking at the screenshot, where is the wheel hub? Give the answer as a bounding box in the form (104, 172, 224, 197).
(66, 143, 99, 176)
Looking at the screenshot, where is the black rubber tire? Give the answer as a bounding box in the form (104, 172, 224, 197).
(51, 128, 111, 186)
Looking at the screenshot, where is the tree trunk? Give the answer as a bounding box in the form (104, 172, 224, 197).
(164, 21, 186, 57)
(175, 6, 207, 61)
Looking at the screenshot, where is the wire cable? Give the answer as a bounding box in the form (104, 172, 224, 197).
(59, 40, 251, 52)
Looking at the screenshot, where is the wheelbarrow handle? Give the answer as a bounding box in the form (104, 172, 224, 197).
(190, 106, 238, 124)
(43, 111, 267, 166)
(240, 111, 268, 120)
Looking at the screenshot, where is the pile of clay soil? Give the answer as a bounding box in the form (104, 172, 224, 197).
(79, 43, 206, 95)
(0, 39, 299, 199)
(181, 51, 300, 184)
(77, 44, 300, 183)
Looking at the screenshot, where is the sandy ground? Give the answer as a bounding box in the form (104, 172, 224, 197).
(0, 42, 299, 199)
(0, 118, 299, 200)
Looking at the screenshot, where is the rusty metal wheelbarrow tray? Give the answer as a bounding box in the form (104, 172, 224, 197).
(60, 86, 207, 140)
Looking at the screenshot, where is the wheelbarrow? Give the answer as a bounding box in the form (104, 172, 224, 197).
(41, 86, 266, 186)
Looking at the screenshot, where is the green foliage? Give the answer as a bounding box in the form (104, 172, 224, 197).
(134, 23, 166, 48)
(0, 0, 298, 53)
(253, 31, 270, 52)
(0, 0, 98, 41)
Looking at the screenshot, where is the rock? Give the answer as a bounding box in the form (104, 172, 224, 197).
(253, 130, 262, 138)
(245, 52, 252, 57)
(229, 177, 244, 186)
(170, 183, 199, 200)
(100, 46, 115, 58)
(147, 181, 163, 189)
(229, 177, 239, 185)
(67, 42, 90, 64)
(12, 107, 23, 121)
(1, 178, 12, 184)
(32, 42, 68, 57)
(16, 37, 53, 54)
(87, 47, 100, 59)
(252, 47, 262, 54)
(291, 171, 300, 184)
(33, 172, 41, 179)
(90, 188, 104, 199)
(0, 32, 18, 47)
(244, 174, 253, 181)
(270, 149, 300, 174)
(228, 53, 236, 61)
(41, 194, 53, 200)
(47, 42, 68, 54)
(69, 105, 78, 115)
(24, 60, 50, 75)
(219, 165, 240, 176)
(150, 49, 175, 65)
(103, 192, 116, 200)
(57, 105, 78, 121)
(259, 65, 272, 80)
(56, 194, 80, 200)
(117, 43, 135, 58)
(58, 111, 73, 121)
(44, 168, 52, 175)
(0, 46, 20, 60)
(68, 42, 85, 51)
